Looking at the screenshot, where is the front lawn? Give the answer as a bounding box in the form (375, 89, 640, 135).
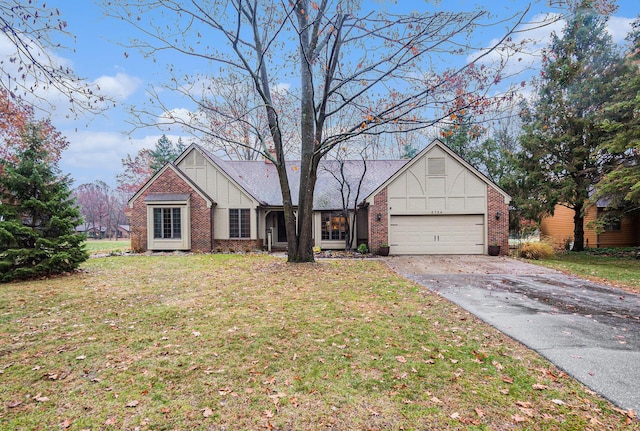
(0, 255, 634, 430)
(531, 250, 640, 294)
(84, 239, 131, 255)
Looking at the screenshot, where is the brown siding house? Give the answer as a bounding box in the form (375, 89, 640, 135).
(541, 204, 640, 249)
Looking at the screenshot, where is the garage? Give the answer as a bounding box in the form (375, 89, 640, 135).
(389, 214, 485, 254)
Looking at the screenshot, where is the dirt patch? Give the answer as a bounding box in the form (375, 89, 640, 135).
(384, 254, 562, 276)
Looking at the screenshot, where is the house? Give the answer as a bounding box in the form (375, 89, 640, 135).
(540, 203, 640, 249)
(127, 139, 511, 255)
(116, 224, 131, 239)
(76, 223, 107, 239)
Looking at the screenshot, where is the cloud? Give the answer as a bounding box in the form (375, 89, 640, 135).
(468, 13, 565, 77)
(58, 129, 194, 187)
(93, 73, 142, 101)
(607, 16, 634, 44)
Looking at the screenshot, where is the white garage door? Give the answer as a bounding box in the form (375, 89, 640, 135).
(389, 215, 485, 254)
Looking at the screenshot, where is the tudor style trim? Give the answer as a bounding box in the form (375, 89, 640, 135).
(364, 139, 511, 206)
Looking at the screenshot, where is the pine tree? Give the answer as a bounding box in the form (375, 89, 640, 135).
(148, 134, 186, 173)
(0, 123, 88, 282)
(595, 18, 640, 209)
(515, 2, 622, 251)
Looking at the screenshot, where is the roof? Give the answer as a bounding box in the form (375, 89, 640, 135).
(195, 145, 407, 210)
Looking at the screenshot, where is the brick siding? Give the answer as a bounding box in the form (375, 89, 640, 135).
(213, 239, 264, 253)
(368, 187, 389, 255)
(129, 167, 213, 252)
(487, 185, 509, 255)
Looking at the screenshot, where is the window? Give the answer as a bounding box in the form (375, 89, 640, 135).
(153, 207, 182, 239)
(598, 208, 622, 232)
(230, 209, 251, 238)
(321, 211, 347, 241)
(604, 219, 621, 232)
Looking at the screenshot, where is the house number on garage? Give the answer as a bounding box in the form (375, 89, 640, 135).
(430, 210, 443, 214)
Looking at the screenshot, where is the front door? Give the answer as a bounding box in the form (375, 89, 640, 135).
(277, 211, 287, 243)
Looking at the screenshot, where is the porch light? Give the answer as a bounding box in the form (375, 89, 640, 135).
(376, 213, 382, 222)
(495, 211, 502, 220)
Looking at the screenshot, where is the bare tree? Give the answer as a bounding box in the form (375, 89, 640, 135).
(74, 181, 127, 239)
(105, 0, 537, 262)
(0, 1, 109, 115)
(323, 147, 368, 252)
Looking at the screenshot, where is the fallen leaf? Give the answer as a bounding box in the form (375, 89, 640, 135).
(519, 407, 535, 417)
(104, 417, 117, 426)
(59, 419, 72, 429)
(395, 356, 407, 363)
(263, 409, 274, 418)
(125, 400, 139, 408)
(192, 331, 201, 337)
(501, 376, 513, 384)
(75, 355, 86, 360)
(7, 400, 22, 408)
(551, 399, 564, 405)
(430, 396, 443, 404)
(474, 408, 484, 417)
(512, 414, 527, 423)
(450, 412, 460, 419)
(203, 407, 214, 417)
(532, 383, 548, 390)
(34, 394, 49, 402)
(516, 401, 532, 408)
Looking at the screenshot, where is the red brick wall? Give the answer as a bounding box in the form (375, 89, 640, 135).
(129, 167, 213, 252)
(213, 239, 264, 253)
(368, 187, 389, 254)
(487, 186, 509, 255)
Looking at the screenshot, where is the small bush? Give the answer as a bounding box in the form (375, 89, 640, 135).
(357, 244, 368, 254)
(518, 241, 555, 260)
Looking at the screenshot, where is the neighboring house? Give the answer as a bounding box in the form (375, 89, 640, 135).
(76, 223, 107, 239)
(541, 203, 640, 249)
(127, 139, 511, 255)
(116, 224, 131, 239)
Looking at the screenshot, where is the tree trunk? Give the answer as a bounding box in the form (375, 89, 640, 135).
(572, 201, 585, 252)
(287, 3, 318, 263)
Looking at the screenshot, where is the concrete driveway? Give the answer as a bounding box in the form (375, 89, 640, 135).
(386, 255, 640, 414)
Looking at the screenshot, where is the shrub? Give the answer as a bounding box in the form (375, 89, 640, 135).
(518, 241, 555, 260)
(357, 244, 368, 254)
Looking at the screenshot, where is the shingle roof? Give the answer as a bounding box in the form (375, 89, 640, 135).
(197, 145, 407, 210)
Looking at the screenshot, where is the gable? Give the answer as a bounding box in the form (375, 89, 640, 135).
(177, 147, 258, 208)
(386, 144, 487, 214)
(128, 163, 213, 208)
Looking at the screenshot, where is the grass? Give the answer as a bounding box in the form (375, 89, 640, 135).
(531, 249, 640, 294)
(84, 239, 131, 254)
(0, 254, 636, 430)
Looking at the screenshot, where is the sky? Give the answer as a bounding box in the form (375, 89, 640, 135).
(3, 0, 639, 189)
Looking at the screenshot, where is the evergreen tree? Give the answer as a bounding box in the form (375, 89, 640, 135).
(0, 123, 88, 282)
(594, 17, 640, 210)
(148, 135, 186, 173)
(515, 2, 621, 251)
(440, 111, 514, 185)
